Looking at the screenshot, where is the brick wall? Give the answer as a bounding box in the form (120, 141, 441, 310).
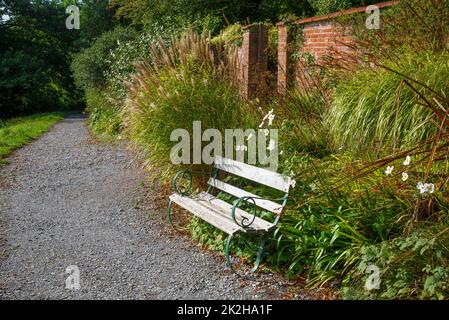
(301, 20, 353, 61)
(277, 1, 397, 92)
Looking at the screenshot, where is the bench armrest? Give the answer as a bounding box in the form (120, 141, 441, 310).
(231, 195, 288, 229)
(172, 169, 214, 196)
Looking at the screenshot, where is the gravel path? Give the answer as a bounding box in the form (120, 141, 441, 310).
(0, 116, 296, 300)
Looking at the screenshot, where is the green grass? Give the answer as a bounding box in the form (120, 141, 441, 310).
(326, 49, 449, 156)
(0, 113, 63, 164)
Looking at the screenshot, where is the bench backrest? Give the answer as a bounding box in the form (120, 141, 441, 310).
(208, 156, 291, 215)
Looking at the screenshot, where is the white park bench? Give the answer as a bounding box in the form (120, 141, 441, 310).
(167, 156, 292, 274)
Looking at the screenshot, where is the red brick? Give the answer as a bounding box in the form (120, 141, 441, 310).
(241, 24, 268, 99)
(278, 24, 290, 93)
(307, 37, 331, 43)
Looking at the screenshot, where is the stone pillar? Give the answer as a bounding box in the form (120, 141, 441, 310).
(241, 24, 268, 100)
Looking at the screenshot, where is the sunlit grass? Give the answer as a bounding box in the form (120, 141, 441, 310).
(0, 113, 63, 164)
(326, 49, 449, 157)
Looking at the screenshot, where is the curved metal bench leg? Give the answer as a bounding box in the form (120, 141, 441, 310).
(226, 233, 267, 275)
(250, 236, 267, 273)
(225, 233, 235, 273)
(167, 199, 174, 227)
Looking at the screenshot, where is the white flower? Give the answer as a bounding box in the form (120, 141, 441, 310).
(309, 182, 317, 191)
(262, 109, 274, 122)
(403, 155, 411, 166)
(385, 166, 394, 176)
(417, 182, 435, 194)
(263, 129, 269, 136)
(268, 113, 275, 126)
(280, 150, 284, 155)
(290, 179, 296, 188)
(267, 139, 276, 151)
(417, 182, 425, 193)
(402, 172, 409, 182)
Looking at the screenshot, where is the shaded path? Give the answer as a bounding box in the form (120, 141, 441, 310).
(0, 117, 294, 299)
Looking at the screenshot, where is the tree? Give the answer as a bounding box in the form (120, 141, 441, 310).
(110, 0, 380, 34)
(0, 0, 80, 117)
(308, 0, 381, 15)
(71, 26, 137, 92)
(79, 0, 117, 45)
(110, 0, 315, 34)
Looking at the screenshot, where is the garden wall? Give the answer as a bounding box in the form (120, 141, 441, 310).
(277, 1, 397, 92)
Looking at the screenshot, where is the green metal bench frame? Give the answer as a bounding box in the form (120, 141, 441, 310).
(167, 156, 291, 274)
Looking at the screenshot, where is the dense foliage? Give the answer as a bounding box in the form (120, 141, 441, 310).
(0, 0, 119, 119)
(71, 27, 137, 92)
(110, 0, 378, 33)
(0, 0, 78, 118)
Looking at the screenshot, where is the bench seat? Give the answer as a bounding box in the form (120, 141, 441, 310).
(169, 191, 276, 235)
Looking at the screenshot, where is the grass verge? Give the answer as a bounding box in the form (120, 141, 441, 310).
(0, 113, 63, 165)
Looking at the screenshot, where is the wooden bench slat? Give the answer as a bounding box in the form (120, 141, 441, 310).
(170, 193, 243, 235)
(170, 192, 276, 234)
(207, 178, 284, 214)
(199, 192, 276, 232)
(214, 156, 291, 192)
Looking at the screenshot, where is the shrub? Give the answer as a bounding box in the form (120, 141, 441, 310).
(123, 30, 248, 179)
(104, 25, 178, 103)
(309, 0, 354, 15)
(76, 25, 178, 137)
(124, 64, 254, 180)
(211, 23, 244, 47)
(308, 0, 380, 15)
(85, 89, 122, 137)
(104, 32, 156, 102)
(71, 27, 137, 92)
(344, 220, 449, 300)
